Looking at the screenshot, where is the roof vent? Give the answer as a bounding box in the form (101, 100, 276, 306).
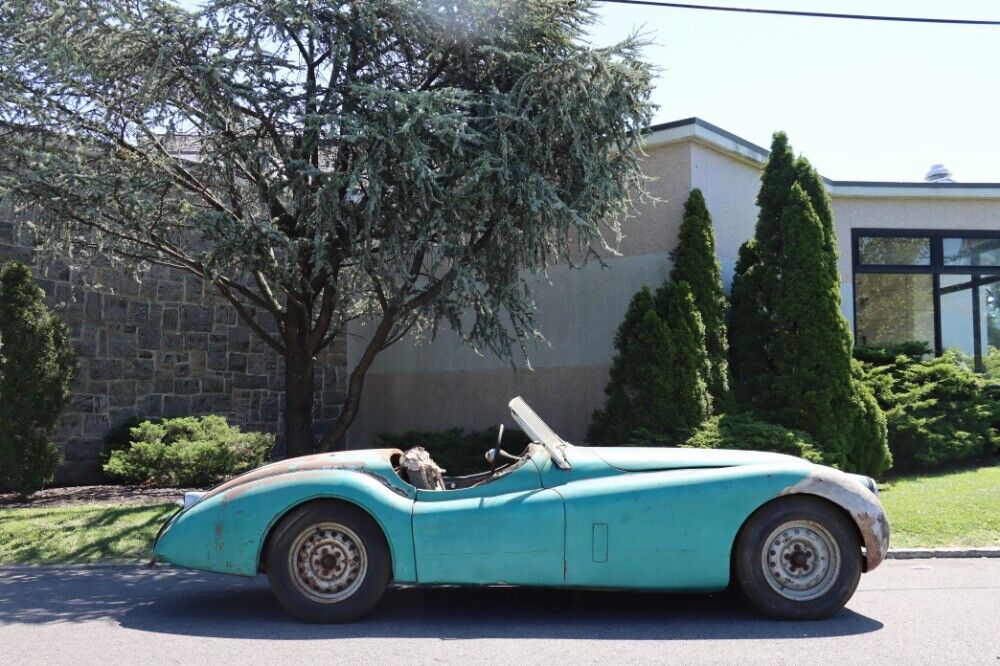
(925, 163, 954, 183)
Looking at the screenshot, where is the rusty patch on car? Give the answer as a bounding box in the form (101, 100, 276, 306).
(198, 450, 404, 504)
(779, 468, 890, 571)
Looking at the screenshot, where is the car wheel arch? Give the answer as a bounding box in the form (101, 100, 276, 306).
(257, 496, 394, 575)
(728, 493, 866, 585)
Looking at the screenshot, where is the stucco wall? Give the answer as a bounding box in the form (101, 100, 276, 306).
(345, 128, 1000, 451)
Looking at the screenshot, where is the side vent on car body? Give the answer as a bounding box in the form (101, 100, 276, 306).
(592, 523, 609, 563)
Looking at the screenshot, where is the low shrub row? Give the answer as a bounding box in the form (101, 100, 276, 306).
(103, 415, 274, 486)
(857, 349, 1000, 471)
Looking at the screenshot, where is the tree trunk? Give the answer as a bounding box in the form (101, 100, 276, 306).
(283, 347, 316, 458)
(318, 316, 394, 451)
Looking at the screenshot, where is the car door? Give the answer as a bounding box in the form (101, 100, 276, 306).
(411, 455, 565, 586)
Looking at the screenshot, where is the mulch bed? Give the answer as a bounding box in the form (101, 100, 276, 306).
(0, 485, 198, 509)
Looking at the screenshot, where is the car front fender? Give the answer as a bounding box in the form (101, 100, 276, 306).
(779, 467, 890, 571)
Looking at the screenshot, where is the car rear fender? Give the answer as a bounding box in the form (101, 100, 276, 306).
(153, 469, 417, 581)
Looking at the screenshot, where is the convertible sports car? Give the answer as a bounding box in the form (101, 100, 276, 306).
(153, 397, 889, 623)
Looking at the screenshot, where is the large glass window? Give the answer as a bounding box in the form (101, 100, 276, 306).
(855, 274, 934, 347)
(857, 235, 931, 266)
(943, 237, 1000, 267)
(853, 230, 1000, 371)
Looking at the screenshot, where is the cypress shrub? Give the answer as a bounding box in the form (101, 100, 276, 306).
(588, 282, 712, 445)
(729, 132, 797, 403)
(729, 135, 891, 476)
(0, 261, 77, 495)
(683, 413, 825, 463)
(670, 189, 730, 405)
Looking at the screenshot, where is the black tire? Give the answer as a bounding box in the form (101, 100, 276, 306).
(265, 500, 391, 623)
(734, 496, 862, 620)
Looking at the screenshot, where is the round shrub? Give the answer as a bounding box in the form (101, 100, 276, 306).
(103, 415, 274, 486)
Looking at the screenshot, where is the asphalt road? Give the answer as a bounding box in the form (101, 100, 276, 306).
(0, 559, 997, 665)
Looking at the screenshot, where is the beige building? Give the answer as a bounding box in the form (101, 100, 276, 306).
(346, 118, 1000, 447)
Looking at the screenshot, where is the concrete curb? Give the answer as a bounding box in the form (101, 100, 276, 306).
(886, 548, 1000, 559)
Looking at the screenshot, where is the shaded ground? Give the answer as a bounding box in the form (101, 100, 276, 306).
(0, 485, 193, 508)
(0, 560, 997, 665)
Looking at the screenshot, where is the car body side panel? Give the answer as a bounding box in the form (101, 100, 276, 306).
(412, 458, 565, 585)
(153, 469, 418, 581)
(557, 463, 813, 590)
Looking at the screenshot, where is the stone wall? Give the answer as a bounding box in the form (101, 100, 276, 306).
(0, 219, 347, 485)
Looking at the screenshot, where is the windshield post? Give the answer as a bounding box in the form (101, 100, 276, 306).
(508, 397, 572, 470)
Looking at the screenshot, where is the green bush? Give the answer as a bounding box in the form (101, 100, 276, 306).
(859, 350, 1000, 470)
(985, 346, 1000, 380)
(103, 415, 274, 486)
(728, 135, 890, 477)
(0, 261, 78, 495)
(670, 188, 730, 404)
(854, 341, 931, 365)
(377, 426, 531, 476)
(588, 281, 713, 445)
(683, 413, 825, 463)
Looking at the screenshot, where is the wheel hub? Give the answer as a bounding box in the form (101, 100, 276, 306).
(287, 522, 368, 604)
(761, 520, 841, 601)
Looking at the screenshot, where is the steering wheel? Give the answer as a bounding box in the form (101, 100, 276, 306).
(489, 424, 505, 472)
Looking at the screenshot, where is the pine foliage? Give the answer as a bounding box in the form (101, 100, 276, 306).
(670, 189, 730, 404)
(588, 282, 712, 445)
(728, 135, 890, 475)
(0, 261, 77, 494)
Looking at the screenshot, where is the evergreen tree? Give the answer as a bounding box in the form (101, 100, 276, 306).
(729, 132, 798, 403)
(758, 184, 890, 475)
(588, 282, 712, 445)
(728, 133, 890, 475)
(0, 261, 77, 494)
(764, 185, 854, 464)
(670, 189, 730, 404)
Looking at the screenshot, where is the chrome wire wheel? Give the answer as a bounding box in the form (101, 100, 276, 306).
(761, 519, 841, 602)
(287, 522, 368, 604)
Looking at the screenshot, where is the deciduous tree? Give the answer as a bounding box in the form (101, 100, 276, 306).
(0, 0, 653, 454)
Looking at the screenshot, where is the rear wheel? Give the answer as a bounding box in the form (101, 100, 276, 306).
(266, 501, 390, 623)
(734, 496, 861, 620)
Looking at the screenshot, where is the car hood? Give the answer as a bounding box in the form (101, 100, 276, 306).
(585, 446, 807, 472)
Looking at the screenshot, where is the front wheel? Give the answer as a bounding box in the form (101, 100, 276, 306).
(734, 496, 862, 620)
(266, 500, 391, 622)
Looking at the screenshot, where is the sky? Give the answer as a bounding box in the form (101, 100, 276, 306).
(586, 0, 1000, 182)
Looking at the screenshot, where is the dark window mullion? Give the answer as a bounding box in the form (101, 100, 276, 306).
(933, 272, 943, 356)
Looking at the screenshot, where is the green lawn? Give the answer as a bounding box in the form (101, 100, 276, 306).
(880, 462, 1000, 548)
(0, 503, 177, 564)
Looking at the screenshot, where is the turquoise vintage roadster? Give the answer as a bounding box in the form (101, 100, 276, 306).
(153, 397, 888, 622)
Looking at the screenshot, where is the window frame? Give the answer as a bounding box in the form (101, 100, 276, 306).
(852, 228, 1000, 368)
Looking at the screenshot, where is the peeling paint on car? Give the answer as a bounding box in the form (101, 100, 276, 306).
(778, 467, 890, 571)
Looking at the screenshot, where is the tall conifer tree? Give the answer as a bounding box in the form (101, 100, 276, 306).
(670, 189, 730, 405)
(728, 134, 890, 475)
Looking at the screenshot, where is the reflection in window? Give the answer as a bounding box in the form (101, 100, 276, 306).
(985, 280, 1000, 379)
(854, 274, 934, 348)
(857, 236, 931, 265)
(940, 275, 974, 356)
(943, 237, 1000, 267)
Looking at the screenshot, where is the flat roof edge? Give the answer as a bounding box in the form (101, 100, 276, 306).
(644, 117, 1000, 199)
